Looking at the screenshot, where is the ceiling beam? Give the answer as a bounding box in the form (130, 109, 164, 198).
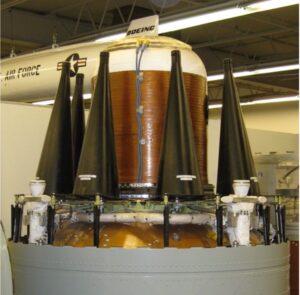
(1, 37, 41, 48)
(192, 26, 298, 49)
(208, 93, 299, 104)
(49, 0, 95, 15)
(1, 8, 94, 48)
(209, 78, 298, 94)
(207, 58, 299, 75)
(1, 0, 28, 11)
(1, 37, 41, 58)
(248, 14, 298, 34)
(208, 77, 298, 102)
(237, 79, 298, 94)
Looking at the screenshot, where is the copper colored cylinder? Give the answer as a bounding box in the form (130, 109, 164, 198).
(106, 70, 207, 184)
(290, 241, 299, 295)
(90, 36, 208, 186)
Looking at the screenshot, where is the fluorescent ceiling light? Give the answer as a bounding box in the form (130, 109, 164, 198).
(246, 0, 299, 11)
(159, 7, 243, 34)
(209, 95, 299, 109)
(159, 0, 299, 33)
(209, 104, 223, 109)
(95, 0, 298, 43)
(34, 95, 298, 107)
(32, 93, 92, 106)
(32, 99, 54, 106)
(207, 64, 299, 82)
(242, 95, 299, 105)
(95, 32, 126, 43)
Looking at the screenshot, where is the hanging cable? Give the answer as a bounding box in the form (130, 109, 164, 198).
(135, 41, 148, 183)
(9, 9, 17, 58)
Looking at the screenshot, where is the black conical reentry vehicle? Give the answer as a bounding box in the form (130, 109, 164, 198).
(157, 50, 203, 197)
(217, 58, 260, 196)
(71, 73, 85, 176)
(73, 51, 119, 198)
(36, 62, 74, 194)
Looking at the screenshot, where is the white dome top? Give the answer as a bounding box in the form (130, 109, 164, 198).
(93, 35, 207, 78)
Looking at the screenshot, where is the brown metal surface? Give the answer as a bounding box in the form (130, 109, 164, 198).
(108, 70, 207, 184)
(53, 222, 262, 249)
(290, 241, 299, 295)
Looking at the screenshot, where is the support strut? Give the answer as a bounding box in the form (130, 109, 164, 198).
(93, 195, 102, 248)
(275, 203, 282, 243)
(280, 205, 286, 243)
(216, 205, 223, 246)
(10, 204, 15, 241)
(47, 205, 55, 244)
(13, 204, 23, 243)
(262, 206, 270, 245)
(163, 195, 169, 247)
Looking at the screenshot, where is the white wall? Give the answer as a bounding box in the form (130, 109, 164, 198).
(1, 100, 298, 234)
(0, 102, 51, 236)
(209, 101, 299, 134)
(207, 101, 299, 189)
(207, 120, 299, 191)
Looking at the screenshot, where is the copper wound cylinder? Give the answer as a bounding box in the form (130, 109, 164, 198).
(92, 36, 208, 185)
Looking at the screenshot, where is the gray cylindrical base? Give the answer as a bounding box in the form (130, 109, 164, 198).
(9, 243, 289, 295)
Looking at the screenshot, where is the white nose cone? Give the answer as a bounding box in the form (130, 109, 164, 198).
(29, 179, 46, 196)
(232, 180, 250, 197)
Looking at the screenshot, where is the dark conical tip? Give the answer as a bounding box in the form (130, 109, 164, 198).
(223, 58, 232, 65)
(75, 73, 84, 84)
(100, 51, 109, 59)
(171, 50, 180, 56)
(171, 50, 181, 63)
(61, 61, 71, 71)
(223, 58, 233, 71)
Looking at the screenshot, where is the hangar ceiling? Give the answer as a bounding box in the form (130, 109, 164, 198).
(1, 0, 299, 103)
